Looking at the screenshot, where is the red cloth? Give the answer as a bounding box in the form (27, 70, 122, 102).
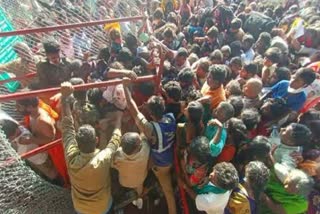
(216, 144, 236, 163)
(24, 100, 70, 187)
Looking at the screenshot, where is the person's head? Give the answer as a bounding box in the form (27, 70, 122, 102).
(209, 50, 223, 64)
(16, 96, 39, 116)
(225, 80, 242, 98)
(242, 34, 255, 52)
(229, 57, 243, 77)
(125, 33, 139, 51)
(153, 8, 164, 21)
(243, 78, 262, 99)
(260, 98, 289, 120)
(241, 108, 261, 131)
(117, 47, 133, 69)
(230, 18, 242, 33)
(175, 48, 189, 67)
(255, 32, 271, 55)
(230, 41, 243, 58)
(298, 110, 320, 127)
(43, 39, 61, 65)
(196, 59, 210, 79)
(189, 44, 201, 57)
(240, 63, 258, 80)
(121, 132, 142, 155)
(70, 77, 86, 101)
(110, 28, 121, 43)
(207, 65, 227, 90)
(228, 96, 244, 117)
(221, 45, 231, 62)
(264, 47, 281, 67)
(184, 101, 204, 126)
(284, 169, 314, 197)
(289, 68, 316, 90)
(178, 68, 194, 88)
(76, 124, 97, 153)
(209, 162, 239, 190)
(280, 123, 312, 147)
(227, 117, 248, 142)
(162, 27, 176, 46)
(206, 26, 219, 42)
(146, 95, 165, 121)
(189, 136, 211, 164)
(245, 161, 270, 198)
(0, 119, 19, 141)
(213, 101, 235, 123)
(13, 42, 33, 61)
(268, 67, 291, 86)
(163, 81, 181, 103)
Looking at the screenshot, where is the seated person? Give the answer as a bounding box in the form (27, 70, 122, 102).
(227, 161, 270, 214)
(267, 67, 316, 112)
(180, 162, 239, 214)
(242, 78, 263, 109)
(112, 132, 150, 209)
(205, 102, 235, 157)
(201, 65, 227, 110)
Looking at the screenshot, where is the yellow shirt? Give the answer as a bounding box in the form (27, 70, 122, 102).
(62, 116, 120, 214)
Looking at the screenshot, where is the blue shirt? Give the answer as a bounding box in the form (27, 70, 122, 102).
(271, 80, 307, 112)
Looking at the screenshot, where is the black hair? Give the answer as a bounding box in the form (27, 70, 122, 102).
(17, 97, 39, 108)
(70, 78, 86, 101)
(229, 57, 243, 67)
(177, 48, 189, 58)
(153, 8, 164, 19)
(242, 34, 255, 46)
(209, 65, 227, 84)
(76, 124, 96, 153)
(207, 26, 219, 38)
(209, 50, 223, 63)
(268, 98, 290, 119)
(178, 68, 194, 84)
(98, 47, 110, 62)
(164, 81, 182, 102)
(187, 101, 204, 137)
(258, 32, 272, 47)
(231, 18, 242, 29)
(125, 33, 138, 49)
(189, 44, 201, 56)
(246, 136, 271, 164)
(147, 95, 165, 120)
(290, 123, 312, 147)
(117, 47, 133, 63)
(43, 39, 60, 54)
(243, 63, 258, 75)
(227, 117, 248, 143)
(264, 47, 281, 64)
(189, 136, 211, 164)
(0, 119, 18, 139)
(274, 67, 291, 82)
(295, 67, 317, 86)
(241, 108, 261, 131)
(299, 110, 320, 127)
(230, 41, 243, 57)
(213, 162, 239, 190)
(228, 96, 244, 117)
(87, 88, 103, 107)
(121, 132, 140, 155)
(163, 27, 175, 39)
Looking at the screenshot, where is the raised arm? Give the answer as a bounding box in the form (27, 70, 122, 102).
(106, 68, 138, 80)
(122, 78, 155, 142)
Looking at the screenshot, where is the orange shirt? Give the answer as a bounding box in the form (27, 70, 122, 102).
(201, 84, 226, 109)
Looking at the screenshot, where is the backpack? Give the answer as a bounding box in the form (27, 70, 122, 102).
(243, 12, 276, 40)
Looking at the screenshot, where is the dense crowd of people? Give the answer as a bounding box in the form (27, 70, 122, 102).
(0, 0, 320, 213)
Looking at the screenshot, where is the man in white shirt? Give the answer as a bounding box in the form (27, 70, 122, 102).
(180, 162, 239, 214)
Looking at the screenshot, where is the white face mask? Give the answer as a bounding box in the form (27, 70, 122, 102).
(287, 86, 305, 94)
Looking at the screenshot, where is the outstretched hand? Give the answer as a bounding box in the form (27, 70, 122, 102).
(60, 82, 74, 98)
(122, 77, 132, 86)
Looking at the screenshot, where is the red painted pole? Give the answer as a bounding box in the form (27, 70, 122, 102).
(0, 74, 156, 102)
(0, 16, 143, 37)
(20, 139, 62, 160)
(0, 72, 36, 85)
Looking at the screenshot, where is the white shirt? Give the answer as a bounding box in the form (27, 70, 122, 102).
(273, 143, 301, 169)
(195, 182, 231, 214)
(241, 48, 255, 64)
